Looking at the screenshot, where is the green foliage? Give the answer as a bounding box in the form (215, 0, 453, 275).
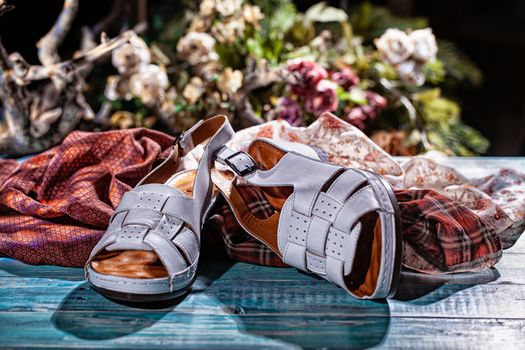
(304, 2, 348, 23)
(437, 40, 483, 87)
(422, 59, 446, 85)
(351, 2, 428, 43)
(266, 0, 297, 34)
(414, 89, 489, 155)
(337, 86, 367, 105)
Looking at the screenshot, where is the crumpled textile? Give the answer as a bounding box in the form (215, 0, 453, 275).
(203, 113, 523, 273)
(0, 113, 521, 273)
(0, 129, 174, 266)
(204, 185, 502, 273)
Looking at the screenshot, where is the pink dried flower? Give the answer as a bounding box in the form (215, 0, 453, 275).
(306, 80, 338, 116)
(275, 97, 302, 126)
(345, 107, 368, 130)
(345, 91, 388, 129)
(364, 91, 387, 116)
(331, 68, 360, 90)
(287, 58, 328, 96)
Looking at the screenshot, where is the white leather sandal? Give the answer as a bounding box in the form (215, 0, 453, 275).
(85, 115, 234, 302)
(212, 138, 403, 299)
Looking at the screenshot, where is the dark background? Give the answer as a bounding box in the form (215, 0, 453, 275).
(1, 0, 524, 155)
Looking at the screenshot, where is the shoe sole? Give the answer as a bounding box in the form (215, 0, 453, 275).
(367, 171, 403, 298)
(90, 278, 194, 303)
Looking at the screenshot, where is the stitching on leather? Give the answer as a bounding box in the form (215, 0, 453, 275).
(333, 185, 369, 218)
(162, 209, 195, 231)
(304, 211, 314, 252)
(91, 274, 168, 286)
(358, 171, 396, 297)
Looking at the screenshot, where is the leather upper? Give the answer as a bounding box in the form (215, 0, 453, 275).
(216, 138, 400, 299)
(86, 115, 234, 295)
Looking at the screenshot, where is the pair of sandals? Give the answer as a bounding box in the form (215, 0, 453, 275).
(86, 115, 402, 301)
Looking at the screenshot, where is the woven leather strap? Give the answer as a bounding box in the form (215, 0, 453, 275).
(216, 138, 398, 299)
(87, 115, 234, 293)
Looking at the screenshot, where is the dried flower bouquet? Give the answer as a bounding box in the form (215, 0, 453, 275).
(0, 0, 489, 157)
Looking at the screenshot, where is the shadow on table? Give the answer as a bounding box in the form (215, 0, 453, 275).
(51, 257, 234, 340)
(393, 267, 500, 305)
(206, 268, 392, 349)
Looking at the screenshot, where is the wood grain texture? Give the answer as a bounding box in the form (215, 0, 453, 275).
(0, 157, 524, 349)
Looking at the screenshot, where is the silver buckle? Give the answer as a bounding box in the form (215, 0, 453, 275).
(224, 151, 258, 177)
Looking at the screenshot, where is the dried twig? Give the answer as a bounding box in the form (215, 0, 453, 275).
(36, 0, 79, 66)
(379, 78, 431, 150)
(0, 0, 137, 156)
(232, 60, 287, 127)
(0, 0, 14, 17)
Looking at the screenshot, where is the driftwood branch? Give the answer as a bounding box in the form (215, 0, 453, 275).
(232, 59, 287, 128)
(0, 0, 144, 157)
(0, 29, 137, 156)
(0, 37, 30, 150)
(0, 1, 14, 17)
(36, 0, 79, 66)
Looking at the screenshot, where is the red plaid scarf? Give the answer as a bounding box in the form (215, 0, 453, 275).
(204, 185, 502, 273)
(0, 129, 502, 272)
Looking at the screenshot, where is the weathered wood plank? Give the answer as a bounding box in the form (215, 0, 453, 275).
(0, 253, 524, 319)
(0, 312, 523, 349)
(0, 157, 523, 349)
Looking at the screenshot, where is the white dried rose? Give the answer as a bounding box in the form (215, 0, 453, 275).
(217, 67, 243, 96)
(193, 61, 223, 80)
(211, 18, 245, 44)
(183, 77, 206, 104)
(199, 0, 216, 17)
(159, 87, 178, 122)
(216, 0, 242, 17)
(396, 60, 425, 86)
(129, 64, 169, 107)
(242, 5, 263, 26)
(177, 32, 218, 65)
(374, 28, 414, 65)
(112, 34, 151, 74)
(105, 75, 134, 101)
(188, 17, 212, 32)
(409, 28, 438, 62)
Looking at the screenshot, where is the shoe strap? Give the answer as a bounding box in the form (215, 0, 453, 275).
(183, 115, 234, 229)
(176, 115, 234, 156)
(141, 115, 234, 231)
(215, 137, 323, 177)
(214, 138, 396, 298)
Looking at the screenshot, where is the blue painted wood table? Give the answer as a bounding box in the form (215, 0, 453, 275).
(1, 158, 525, 349)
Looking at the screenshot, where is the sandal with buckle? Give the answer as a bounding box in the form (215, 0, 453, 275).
(85, 115, 234, 302)
(211, 138, 402, 299)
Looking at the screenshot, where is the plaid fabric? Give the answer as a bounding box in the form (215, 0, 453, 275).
(0, 129, 502, 273)
(205, 185, 502, 273)
(204, 185, 287, 267)
(396, 189, 502, 273)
